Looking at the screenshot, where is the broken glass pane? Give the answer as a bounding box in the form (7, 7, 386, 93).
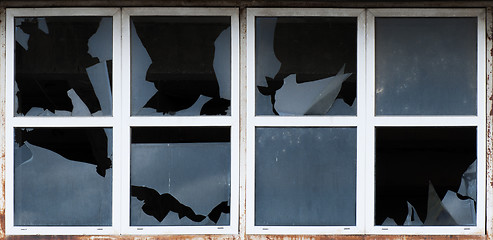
(375, 18, 477, 115)
(255, 17, 357, 116)
(255, 127, 356, 226)
(375, 127, 477, 226)
(14, 17, 113, 116)
(130, 127, 231, 226)
(131, 17, 231, 116)
(14, 127, 112, 226)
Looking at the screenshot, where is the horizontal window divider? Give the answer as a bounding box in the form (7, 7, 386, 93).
(367, 226, 483, 235)
(123, 226, 236, 235)
(368, 8, 485, 17)
(123, 7, 238, 16)
(247, 226, 362, 235)
(247, 8, 364, 17)
(9, 117, 116, 127)
(370, 116, 480, 126)
(128, 116, 233, 127)
(7, 227, 116, 236)
(7, 8, 120, 17)
(253, 116, 359, 127)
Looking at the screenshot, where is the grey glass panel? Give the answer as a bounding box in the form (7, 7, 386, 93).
(14, 127, 112, 226)
(255, 128, 356, 226)
(375, 127, 477, 226)
(130, 127, 231, 226)
(255, 17, 357, 116)
(14, 17, 113, 116)
(131, 17, 231, 116)
(375, 18, 477, 115)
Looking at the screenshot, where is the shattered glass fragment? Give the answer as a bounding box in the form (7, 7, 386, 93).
(274, 65, 351, 115)
(130, 127, 230, 226)
(403, 202, 423, 226)
(131, 17, 231, 116)
(441, 190, 476, 225)
(375, 127, 476, 226)
(255, 17, 357, 115)
(458, 160, 477, 202)
(14, 17, 113, 116)
(15, 128, 112, 177)
(14, 128, 112, 226)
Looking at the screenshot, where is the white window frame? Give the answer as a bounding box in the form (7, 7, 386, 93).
(245, 8, 367, 235)
(365, 8, 486, 235)
(5, 7, 122, 235)
(120, 7, 240, 235)
(5, 7, 240, 236)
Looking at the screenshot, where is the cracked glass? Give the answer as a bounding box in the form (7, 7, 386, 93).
(255, 17, 357, 116)
(130, 127, 231, 226)
(14, 17, 113, 117)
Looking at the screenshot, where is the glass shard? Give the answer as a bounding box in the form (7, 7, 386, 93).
(14, 127, 112, 226)
(255, 127, 356, 226)
(375, 127, 476, 226)
(255, 17, 357, 115)
(375, 18, 477, 115)
(14, 17, 113, 116)
(131, 17, 231, 116)
(130, 127, 230, 226)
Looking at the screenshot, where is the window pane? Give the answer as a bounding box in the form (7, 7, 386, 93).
(130, 127, 231, 226)
(131, 17, 231, 116)
(375, 127, 477, 226)
(255, 17, 357, 116)
(14, 127, 112, 226)
(14, 17, 113, 116)
(375, 18, 477, 115)
(255, 127, 356, 226)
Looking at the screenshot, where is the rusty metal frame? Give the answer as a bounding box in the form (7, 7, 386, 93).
(0, 1, 492, 240)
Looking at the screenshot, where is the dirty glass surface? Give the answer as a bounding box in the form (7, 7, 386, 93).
(14, 17, 113, 116)
(130, 127, 231, 226)
(131, 17, 231, 116)
(255, 17, 357, 116)
(375, 127, 477, 226)
(255, 127, 356, 226)
(375, 18, 477, 116)
(14, 127, 112, 226)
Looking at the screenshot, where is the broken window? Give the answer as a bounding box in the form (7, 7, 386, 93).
(14, 127, 112, 226)
(375, 127, 477, 226)
(248, 8, 364, 234)
(130, 127, 231, 226)
(248, 8, 485, 235)
(367, 9, 485, 234)
(14, 17, 113, 116)
(255, 17, 357, 116)
(131, 16, 231, 116)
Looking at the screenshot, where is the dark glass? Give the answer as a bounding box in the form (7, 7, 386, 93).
(131, 17, 231, 116)
(14, 17, 113, 116)
(255, 17, 357, 116)
(130, 127, 231, 226)
(375, 127, 477, 226)
(255, 127, 356, 226)
(14, 127, 112, 226)
(375, 18, 477, 115)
